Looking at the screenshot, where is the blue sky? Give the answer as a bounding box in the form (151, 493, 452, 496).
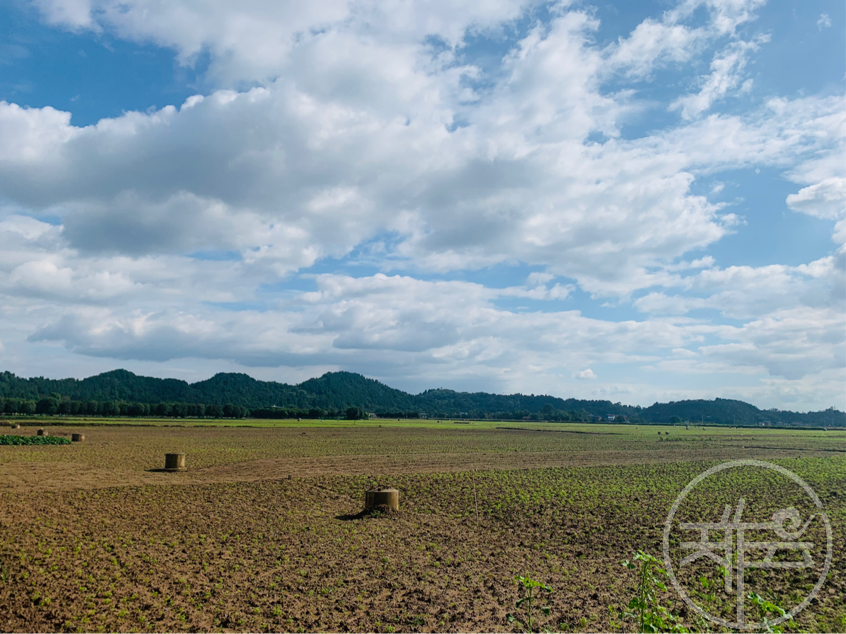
(0, 0, 843, 410)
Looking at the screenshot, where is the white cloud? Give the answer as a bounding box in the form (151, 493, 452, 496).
(26, 273, 703, 370)
(2, 7, 836, 301)
(698, 307, 845, 381)
(696, 0, 767, 36)
(634, 292, 708, 315)
(32, 0, 769, 88)
(635, 253, 845, 321)
(0, 214, 57, 242)
(0, 101, 78, 163)
(786, 177, 846, 222)
(817, 13, 832, 30)
(605, 0, 767, 79)
(575, 368, 597, 380)
(606, 19, 702, 79)
(0, 49, 739, 296)
(31, 0, 540, 87)
(31, 0, 97, 30)
(670, 36, 767, 120)
(8, 259, 136, 301)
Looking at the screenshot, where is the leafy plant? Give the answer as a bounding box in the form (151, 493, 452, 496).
(506, 575, 553, 633)
(748, 592, 794, 634)
(0, 435, 72, 445)
(621, 551, 688, 633)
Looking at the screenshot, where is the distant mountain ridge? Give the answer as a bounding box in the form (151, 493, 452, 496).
(0, 369, 842, 427)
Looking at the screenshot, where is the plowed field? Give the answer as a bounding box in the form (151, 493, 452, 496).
(0, 422, 843, 632)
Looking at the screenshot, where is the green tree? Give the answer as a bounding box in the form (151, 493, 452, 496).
(126, 402, 149, 417)
(36, 398, 59, 415)
(205, 404, 224, 418)
(171, 403, 188, 418)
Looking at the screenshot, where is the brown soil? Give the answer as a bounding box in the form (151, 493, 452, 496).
(0, 425, 843, 633)
(1, 425, 838, 494)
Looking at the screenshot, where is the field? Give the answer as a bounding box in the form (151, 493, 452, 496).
(0, 420, 843, 632)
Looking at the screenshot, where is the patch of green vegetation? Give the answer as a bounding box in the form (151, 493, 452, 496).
(0, 435, 72, 446)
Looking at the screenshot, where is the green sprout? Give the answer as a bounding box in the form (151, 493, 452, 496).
(748, 592, 794, 634)
(621, 551, 687, 633)
(506, 575, 553, 633)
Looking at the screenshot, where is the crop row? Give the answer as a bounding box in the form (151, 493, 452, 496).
(0, 435, 72, 446)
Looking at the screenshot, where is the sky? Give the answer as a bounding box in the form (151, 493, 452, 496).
(0, 0, 843, 411)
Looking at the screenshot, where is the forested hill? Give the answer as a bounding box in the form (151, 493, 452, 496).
(0, 369, 310, 409)
(0, 370, 413, 411)
(298, 373, 418, 411)
(0, 369, 842, 427)
(414, 388, 636, 419)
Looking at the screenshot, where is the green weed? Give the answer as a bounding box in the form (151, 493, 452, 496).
(506, 575, 553, 633)
(621, 551, 687, 633)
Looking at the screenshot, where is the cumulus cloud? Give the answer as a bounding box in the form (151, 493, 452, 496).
(31, 0, 539, 86)
(786, 178, 846, 222)
(699, 307, 845, 381)
(0, 56, 733, 294)
(1, 7, 838, 298)
(635, 252, 845, 319)
(575, 368, 597, 380)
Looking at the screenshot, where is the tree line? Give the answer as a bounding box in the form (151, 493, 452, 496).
(1, 398, 378, 421)
(251, 407, 420, 420)
(0, 397, 249, 419)
(454, 406, 616, 422)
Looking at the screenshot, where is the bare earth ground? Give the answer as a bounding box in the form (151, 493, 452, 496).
(0, 423, 844, 632)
